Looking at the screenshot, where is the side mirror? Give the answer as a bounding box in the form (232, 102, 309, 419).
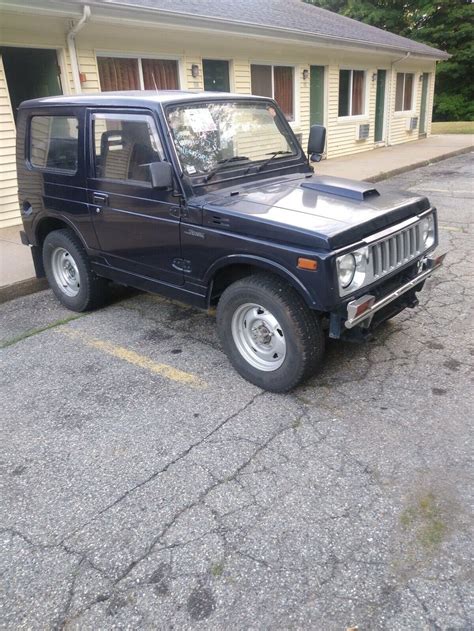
(307, 125, 326, 162)
(148, 161, 173, 189)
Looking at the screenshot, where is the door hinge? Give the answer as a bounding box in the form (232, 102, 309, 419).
(172, 258, 192, 273)
(170, 205, 189, 219)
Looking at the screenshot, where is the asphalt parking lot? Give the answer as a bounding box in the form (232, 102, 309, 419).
(1, 153, 473, 630)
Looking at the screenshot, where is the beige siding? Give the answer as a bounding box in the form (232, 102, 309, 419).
(327, 63, 389, 158)
(77, 49, 100, 93)
(388, 62, 437, 145)
(233, 59, 252, 94)
(0, 55, 20, 228)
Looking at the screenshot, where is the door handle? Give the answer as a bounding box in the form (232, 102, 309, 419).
(92, 192, 109, 205)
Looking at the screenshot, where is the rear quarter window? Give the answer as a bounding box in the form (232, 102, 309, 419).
(29, 115, 79, 173)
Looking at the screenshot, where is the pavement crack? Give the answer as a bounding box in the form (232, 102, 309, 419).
(61, 392, 264, 545)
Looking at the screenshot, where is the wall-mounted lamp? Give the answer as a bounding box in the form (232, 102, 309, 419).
(419, 74, 424, 81)
(372, 72, 377, 82)
(191, 64, 200, 78)
(302, 68, 309, 81)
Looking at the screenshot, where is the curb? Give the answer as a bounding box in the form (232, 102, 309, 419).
(368, 145, 473, 183)
(0, 277, 48, 305)
(0, 147, 472, 305)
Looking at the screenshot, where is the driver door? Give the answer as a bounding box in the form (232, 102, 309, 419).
(87, 109, 183, 285)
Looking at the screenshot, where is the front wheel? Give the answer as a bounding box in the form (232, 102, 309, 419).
(216, 273, 325, 392)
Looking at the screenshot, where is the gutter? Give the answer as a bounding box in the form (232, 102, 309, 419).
(66, 4, 91, 94)
(386, 52, 410, 146)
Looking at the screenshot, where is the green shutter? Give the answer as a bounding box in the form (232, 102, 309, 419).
(310, 65, 324, 125)
(374, 70, 386, 142)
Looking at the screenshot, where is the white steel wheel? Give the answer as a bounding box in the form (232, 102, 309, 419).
(50, 247, 81, 297)
(231, 302, 286, 371)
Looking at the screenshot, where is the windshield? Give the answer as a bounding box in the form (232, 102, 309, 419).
(166, 100, 299, 179)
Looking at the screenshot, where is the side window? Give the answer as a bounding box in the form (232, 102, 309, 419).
(30, 115, 79, 173)
(92, 113, 163, 184)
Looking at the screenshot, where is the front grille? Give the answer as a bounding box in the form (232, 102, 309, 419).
(370, 222, 422, 279)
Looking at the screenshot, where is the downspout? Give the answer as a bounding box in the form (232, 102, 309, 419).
(67, 5, 91, 94)
(386, 51, 410, 145)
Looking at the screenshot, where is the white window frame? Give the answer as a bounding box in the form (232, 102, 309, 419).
(337, 68, 369, 121)
(250, 62, 297, 123)
(394, 72, 416, 114)
(95, 51, 184, 91)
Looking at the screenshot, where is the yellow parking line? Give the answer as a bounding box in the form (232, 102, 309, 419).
(60, 329, 206, 388)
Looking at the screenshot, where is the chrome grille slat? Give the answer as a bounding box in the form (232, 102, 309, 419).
(369, 219, 424, 280)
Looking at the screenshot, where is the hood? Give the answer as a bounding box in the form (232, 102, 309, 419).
(194, 174, 431, 250)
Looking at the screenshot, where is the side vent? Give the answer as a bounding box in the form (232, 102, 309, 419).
(211, 215, 230, 227)
(407, 116, 418, 131)
(356, 124, 370, 141)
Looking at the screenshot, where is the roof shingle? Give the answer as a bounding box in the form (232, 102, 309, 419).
(92, 0, 448, 59)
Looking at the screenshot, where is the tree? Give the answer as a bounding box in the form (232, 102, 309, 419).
(303, 0, 474, 121)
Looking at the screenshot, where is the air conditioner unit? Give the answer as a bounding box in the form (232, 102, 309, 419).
(407, 117, 418, 131)
(356, 124, 370, 140)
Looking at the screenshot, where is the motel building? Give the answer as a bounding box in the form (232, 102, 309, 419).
(0, 0, 448, 228)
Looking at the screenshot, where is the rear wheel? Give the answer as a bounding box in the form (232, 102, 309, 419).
(216, 273, 325, 392)
(43, 229, 108, 312)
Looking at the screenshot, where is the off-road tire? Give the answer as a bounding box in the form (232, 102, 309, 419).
(43, 229, 108, 312)
(216, 273, 325, 392)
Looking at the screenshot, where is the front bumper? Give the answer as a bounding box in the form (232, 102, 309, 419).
(344, 252, 446, 330)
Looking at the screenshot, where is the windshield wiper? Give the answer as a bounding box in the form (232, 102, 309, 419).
(256, 151, 293, 173)
(204, 156, 250, 183)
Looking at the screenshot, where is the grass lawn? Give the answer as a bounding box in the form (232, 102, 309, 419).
(431, 121, 474, 134)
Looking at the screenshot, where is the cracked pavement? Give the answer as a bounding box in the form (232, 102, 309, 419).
(1, 153, 473, 629)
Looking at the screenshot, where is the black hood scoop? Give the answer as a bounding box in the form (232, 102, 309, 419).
(301, 176, 380, 201)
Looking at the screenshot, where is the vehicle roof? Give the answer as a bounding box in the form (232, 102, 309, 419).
(18, 90, 270, 109)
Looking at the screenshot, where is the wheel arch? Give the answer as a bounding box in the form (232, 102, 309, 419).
(31, 215, 89, 278)
(206, 255, 317, 308)
(34, 215, 88, 251)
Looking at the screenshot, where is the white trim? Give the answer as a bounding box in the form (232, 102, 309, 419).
(55, 49, 71, 95)
(250, 61, 297, 123)
(0, 43, 68, 101)
(95, 50, 181, 61)
(95, 51, 183, 90)
(137, 58, 145, 90)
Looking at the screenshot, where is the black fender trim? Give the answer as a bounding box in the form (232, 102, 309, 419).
(204, 254, 319, 309)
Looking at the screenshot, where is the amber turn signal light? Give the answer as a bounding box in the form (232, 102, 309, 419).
(297, 257, 318, 271)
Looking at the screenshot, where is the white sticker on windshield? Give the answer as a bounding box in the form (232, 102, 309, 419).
(184, 109, 217, 133)
(186, 165, 197, 174)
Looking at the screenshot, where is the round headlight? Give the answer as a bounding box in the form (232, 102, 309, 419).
(338, 253, 356, 288)
(420, 215, 435, 249)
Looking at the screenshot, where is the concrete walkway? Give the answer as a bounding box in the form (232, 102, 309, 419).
(316, 133, 473, 181)
(0, 133, 472, 299)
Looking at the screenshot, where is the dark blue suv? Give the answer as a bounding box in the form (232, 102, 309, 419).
(16, 91, 444, 391)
